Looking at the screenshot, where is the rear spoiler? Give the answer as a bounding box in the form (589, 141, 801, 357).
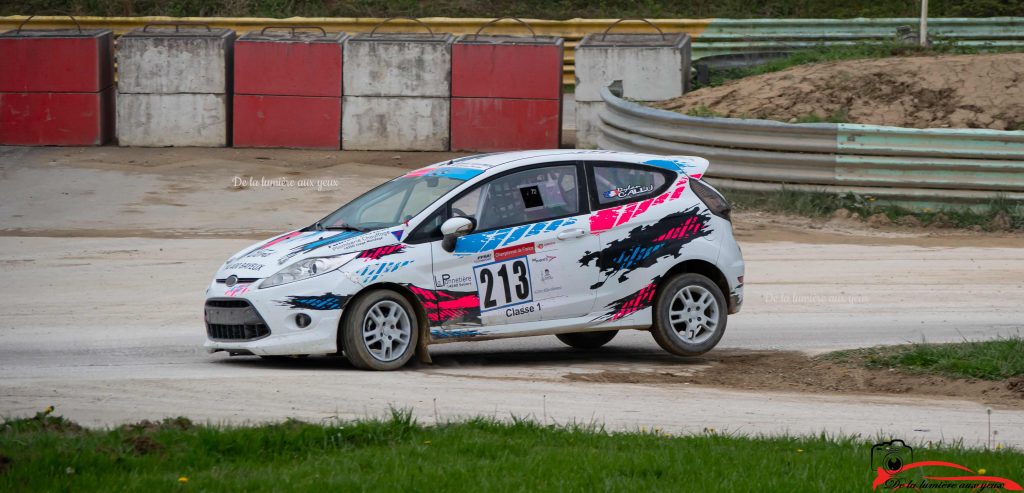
(641, 156, 710, 180)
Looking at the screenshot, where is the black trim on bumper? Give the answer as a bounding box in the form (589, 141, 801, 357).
(205, 298, 271, 341)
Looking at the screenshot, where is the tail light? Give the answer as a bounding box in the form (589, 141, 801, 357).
(690, 179, 732, 221)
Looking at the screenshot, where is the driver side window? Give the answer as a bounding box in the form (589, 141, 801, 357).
(451, 165, 580, 232)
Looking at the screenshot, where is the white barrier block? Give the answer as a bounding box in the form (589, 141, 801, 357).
(574, 33, 691, 103)
(344, 33, 453, 97)
(116, 93, 228, 147)
(342, 96, 449, 151)
(117, 27, 234, 95)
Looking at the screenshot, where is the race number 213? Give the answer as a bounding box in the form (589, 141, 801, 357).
(474, 257, 533, 312)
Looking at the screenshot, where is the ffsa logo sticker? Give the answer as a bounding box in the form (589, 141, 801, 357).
(604, 184, 654, 199)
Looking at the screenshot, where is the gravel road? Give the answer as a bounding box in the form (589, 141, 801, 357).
(2, 146, 1022, 447)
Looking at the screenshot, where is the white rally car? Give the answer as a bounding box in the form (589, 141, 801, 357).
(205, 150, 744, 370)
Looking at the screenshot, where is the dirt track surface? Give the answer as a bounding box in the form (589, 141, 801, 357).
(653, 53, 1024, 129)
(2, 146, 1023, 447)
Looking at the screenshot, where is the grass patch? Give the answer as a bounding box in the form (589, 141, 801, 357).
(2, 409, 1022, 492)
(685, 105, 727, 118)
(718, 186, 1024, 231)
(5, 0, 1024, 20)
(829, 336, 1024, 381)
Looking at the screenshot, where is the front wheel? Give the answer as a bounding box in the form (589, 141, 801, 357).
(340, 290, 419, 371)
(556, 330, 618, 349)
(651, 273, 727, 356)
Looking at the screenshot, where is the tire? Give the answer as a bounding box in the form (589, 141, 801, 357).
(340, 290, 419, 371)
(556, 330, 618, 349)
(651, 273, 728, 356)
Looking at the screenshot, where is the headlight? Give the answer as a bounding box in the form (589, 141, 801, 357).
(258, 253, 358, 289)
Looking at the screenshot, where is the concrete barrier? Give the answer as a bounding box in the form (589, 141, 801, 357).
(342, 96, 450, 151)
(0, 20, 114, 145)
(574, 22, 691, 148)
(233, 28, 346, 149)
(342, 22, 453, 150)
(451, 21, 563, 151)
(116, 24, 234, 147)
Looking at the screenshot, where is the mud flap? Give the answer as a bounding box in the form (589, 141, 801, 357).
(415, 320, 432, 364)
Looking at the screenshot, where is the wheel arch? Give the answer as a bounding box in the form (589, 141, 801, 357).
(339, 282, 433, 363)
(658, 259, 733, 312)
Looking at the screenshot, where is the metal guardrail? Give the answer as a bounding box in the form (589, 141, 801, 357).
(2, 16, 1023, 85)
(597, 84, 1024, 205)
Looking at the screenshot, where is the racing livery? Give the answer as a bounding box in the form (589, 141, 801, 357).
(205, 150, 744, 370)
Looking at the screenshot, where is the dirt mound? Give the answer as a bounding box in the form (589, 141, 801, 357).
(653, 53, 1024, 129)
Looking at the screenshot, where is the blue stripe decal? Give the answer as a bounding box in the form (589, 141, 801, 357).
(453, 218, 577, 254)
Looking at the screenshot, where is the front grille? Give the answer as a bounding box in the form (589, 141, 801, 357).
(205, 299, 270, 341)
(207, 323, 270, 340)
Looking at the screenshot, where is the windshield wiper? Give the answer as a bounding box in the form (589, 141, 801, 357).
(323, 225, 366, 232)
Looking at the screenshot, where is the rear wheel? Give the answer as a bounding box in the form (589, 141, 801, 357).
(341, 290, 418, 371)
(556, 330, 618, 349)
(651, 273, 727, 356)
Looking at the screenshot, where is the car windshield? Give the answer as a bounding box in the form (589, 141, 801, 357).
(315, 174, 464, 232)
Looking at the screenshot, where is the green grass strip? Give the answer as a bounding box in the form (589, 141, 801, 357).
(2, 410, 1022, 492)
(830, 336, 1024, 381)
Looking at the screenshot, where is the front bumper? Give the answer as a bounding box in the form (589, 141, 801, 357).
(202, 273, 353, 356)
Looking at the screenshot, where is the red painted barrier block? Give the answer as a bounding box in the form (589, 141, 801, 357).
(451, 98, 560, 151)
(233, 95, 341, 149)
(0, 30, 113, 93)
(0, 28, 115, 145)
(452, 37, 563, 100)
(233, 30, 346, 148)
(451, 34, 564, 151)
(0, 87, 114, 146)
(234, 30, 345, 97)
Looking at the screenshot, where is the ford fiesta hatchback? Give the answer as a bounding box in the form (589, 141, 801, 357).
(205, 150, 744, 370)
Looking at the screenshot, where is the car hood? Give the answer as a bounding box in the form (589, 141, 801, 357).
(215, 227, 405, 279)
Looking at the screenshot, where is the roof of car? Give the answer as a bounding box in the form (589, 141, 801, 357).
(453, 149, 656, 168)
(413, 150, 710, 184)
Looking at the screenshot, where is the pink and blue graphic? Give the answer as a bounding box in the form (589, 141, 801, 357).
(357, 244, 406, 261)
(408, 285, 482, 326)
(597, 276, 661, 321)
(358, 260, 414, 283)
(403, 166, 484, 181)
(277, 292, 349, 311)
(590, 179, 689, 234)
(454, 218, 577, 254)
(290, 230, 363, 254)
(581, 206, 712, 288)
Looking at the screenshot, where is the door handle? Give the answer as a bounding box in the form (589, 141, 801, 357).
(556, 228, 587, 240)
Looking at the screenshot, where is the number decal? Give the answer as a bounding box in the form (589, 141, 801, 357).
(474, 257, 532, 312)
(496, 264, 511, 303)
(514, 261, 529, 299)
(478, 268, 496, 309)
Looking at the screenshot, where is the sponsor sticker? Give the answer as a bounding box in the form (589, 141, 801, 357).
(604, 184, 654, 199)
(434, 273, 474, 289)
(493, 242, 535, 262)
(225, 262, 264, 271)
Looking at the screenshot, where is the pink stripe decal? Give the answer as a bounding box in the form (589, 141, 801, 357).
(590, 178, 689, 234)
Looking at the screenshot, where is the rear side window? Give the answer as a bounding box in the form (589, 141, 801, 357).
(591, 163, 671, 207)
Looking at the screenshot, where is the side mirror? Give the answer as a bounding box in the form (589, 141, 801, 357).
(440, 216, 475, 253)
